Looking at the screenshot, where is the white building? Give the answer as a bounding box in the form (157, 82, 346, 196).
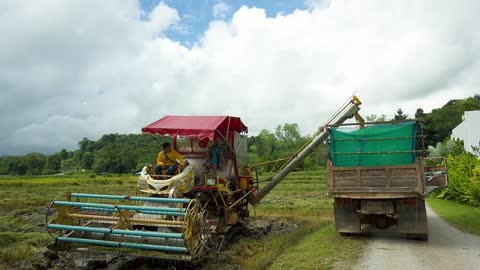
(451, 110, 480, 154)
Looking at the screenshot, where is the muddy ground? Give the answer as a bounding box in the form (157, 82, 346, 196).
(34, 218, 299, 270)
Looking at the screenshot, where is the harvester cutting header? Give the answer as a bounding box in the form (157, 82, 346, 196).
(47, 96, 445, 262)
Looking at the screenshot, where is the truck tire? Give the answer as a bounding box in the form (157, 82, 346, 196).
(397, 198, 428, 237)
(418, 233, 428, 241)
(406, 233, 428, 241)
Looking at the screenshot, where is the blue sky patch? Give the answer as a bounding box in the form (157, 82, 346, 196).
(139, 0, 309, 46)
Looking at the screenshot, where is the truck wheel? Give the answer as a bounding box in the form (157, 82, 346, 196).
(406, 233, 428, 241)
(339, 232, 351, 237)
(417, 233, 428, 241)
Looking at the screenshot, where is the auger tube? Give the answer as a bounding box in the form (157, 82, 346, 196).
(249, 96, 362, 205)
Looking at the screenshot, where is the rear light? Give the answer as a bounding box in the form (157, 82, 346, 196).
(335, 198, 353, 207)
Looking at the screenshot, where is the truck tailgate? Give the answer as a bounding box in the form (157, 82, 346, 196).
(327, 159, 425, 196)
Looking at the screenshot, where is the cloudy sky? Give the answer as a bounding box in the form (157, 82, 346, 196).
(1, 0, 479, 155)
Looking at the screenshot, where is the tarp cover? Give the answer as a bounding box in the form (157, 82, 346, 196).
(141, 115, 248, 141)
(329, 122, 418, 167)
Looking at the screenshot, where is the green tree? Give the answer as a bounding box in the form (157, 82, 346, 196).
(61, 158, 76, 172)
(93, 144, 115, 174)
(58, 149, 69, 160)
(275, 125, 285, 142)
(420, 97, 480, 146)
(81, 152, 94, 169)
(415, 108, 426, 119)
(393, 108, 408, 120)
(256, 129, 277, 157)
(282, 123, 302, 143)
(474, 94, 480, 103)
(0, 157, 19, 175)
(15, 159, 28, 175)
(366, 114, 387, 122)
(46, 154, 61, 174)
(22, 153, 47, 175)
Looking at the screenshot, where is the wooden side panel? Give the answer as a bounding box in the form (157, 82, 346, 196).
(327, 159, 425, 196)
(361, 169, 386, 187)
(332, 169, 360, 188)
(389, 168, 418, 188)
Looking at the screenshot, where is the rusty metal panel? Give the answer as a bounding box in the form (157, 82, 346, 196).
(328, 159, 425, 197)
(360, 200, 394, 214)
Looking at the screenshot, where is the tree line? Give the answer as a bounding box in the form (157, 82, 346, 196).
(0, 95, 479, 175)
(0, 134, 170, 175)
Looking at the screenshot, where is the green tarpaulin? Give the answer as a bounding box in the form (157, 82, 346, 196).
(329, 122, 418, 167)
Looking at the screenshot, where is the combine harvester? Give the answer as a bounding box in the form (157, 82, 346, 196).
(46, 96, 444, 263)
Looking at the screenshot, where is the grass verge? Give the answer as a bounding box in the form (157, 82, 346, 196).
(427, 196, 480, 236)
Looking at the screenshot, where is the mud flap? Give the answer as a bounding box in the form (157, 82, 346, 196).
(397, 198, 428, 234)
(334, 205, 361, 233)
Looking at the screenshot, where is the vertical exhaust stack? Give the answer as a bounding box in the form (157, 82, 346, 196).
(248, 96, 362, 205)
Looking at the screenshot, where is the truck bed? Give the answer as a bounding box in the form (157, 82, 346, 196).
(327, 159, 426, 199)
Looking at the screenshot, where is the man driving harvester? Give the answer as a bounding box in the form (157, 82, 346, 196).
(155, 142, 185, 175)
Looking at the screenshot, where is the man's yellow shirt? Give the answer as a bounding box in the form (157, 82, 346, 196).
(157, 150, 185, 166)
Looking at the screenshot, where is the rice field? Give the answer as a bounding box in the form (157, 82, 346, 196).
(0, 170, 365, 270)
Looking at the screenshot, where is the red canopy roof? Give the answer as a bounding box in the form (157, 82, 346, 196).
(141, 115, 248, 141)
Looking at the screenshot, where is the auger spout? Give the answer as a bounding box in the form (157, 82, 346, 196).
(248, 96, 362, 205)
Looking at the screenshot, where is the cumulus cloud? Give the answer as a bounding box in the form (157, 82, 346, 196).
(212, 2, 231, 19)
(147, 1, 180, 35)
(1, 0, 479, 155)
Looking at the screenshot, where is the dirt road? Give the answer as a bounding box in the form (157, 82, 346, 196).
(353, 204, 480, 270)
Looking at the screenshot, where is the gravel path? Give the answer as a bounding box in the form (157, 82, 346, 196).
(353, 204, 480, 270)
